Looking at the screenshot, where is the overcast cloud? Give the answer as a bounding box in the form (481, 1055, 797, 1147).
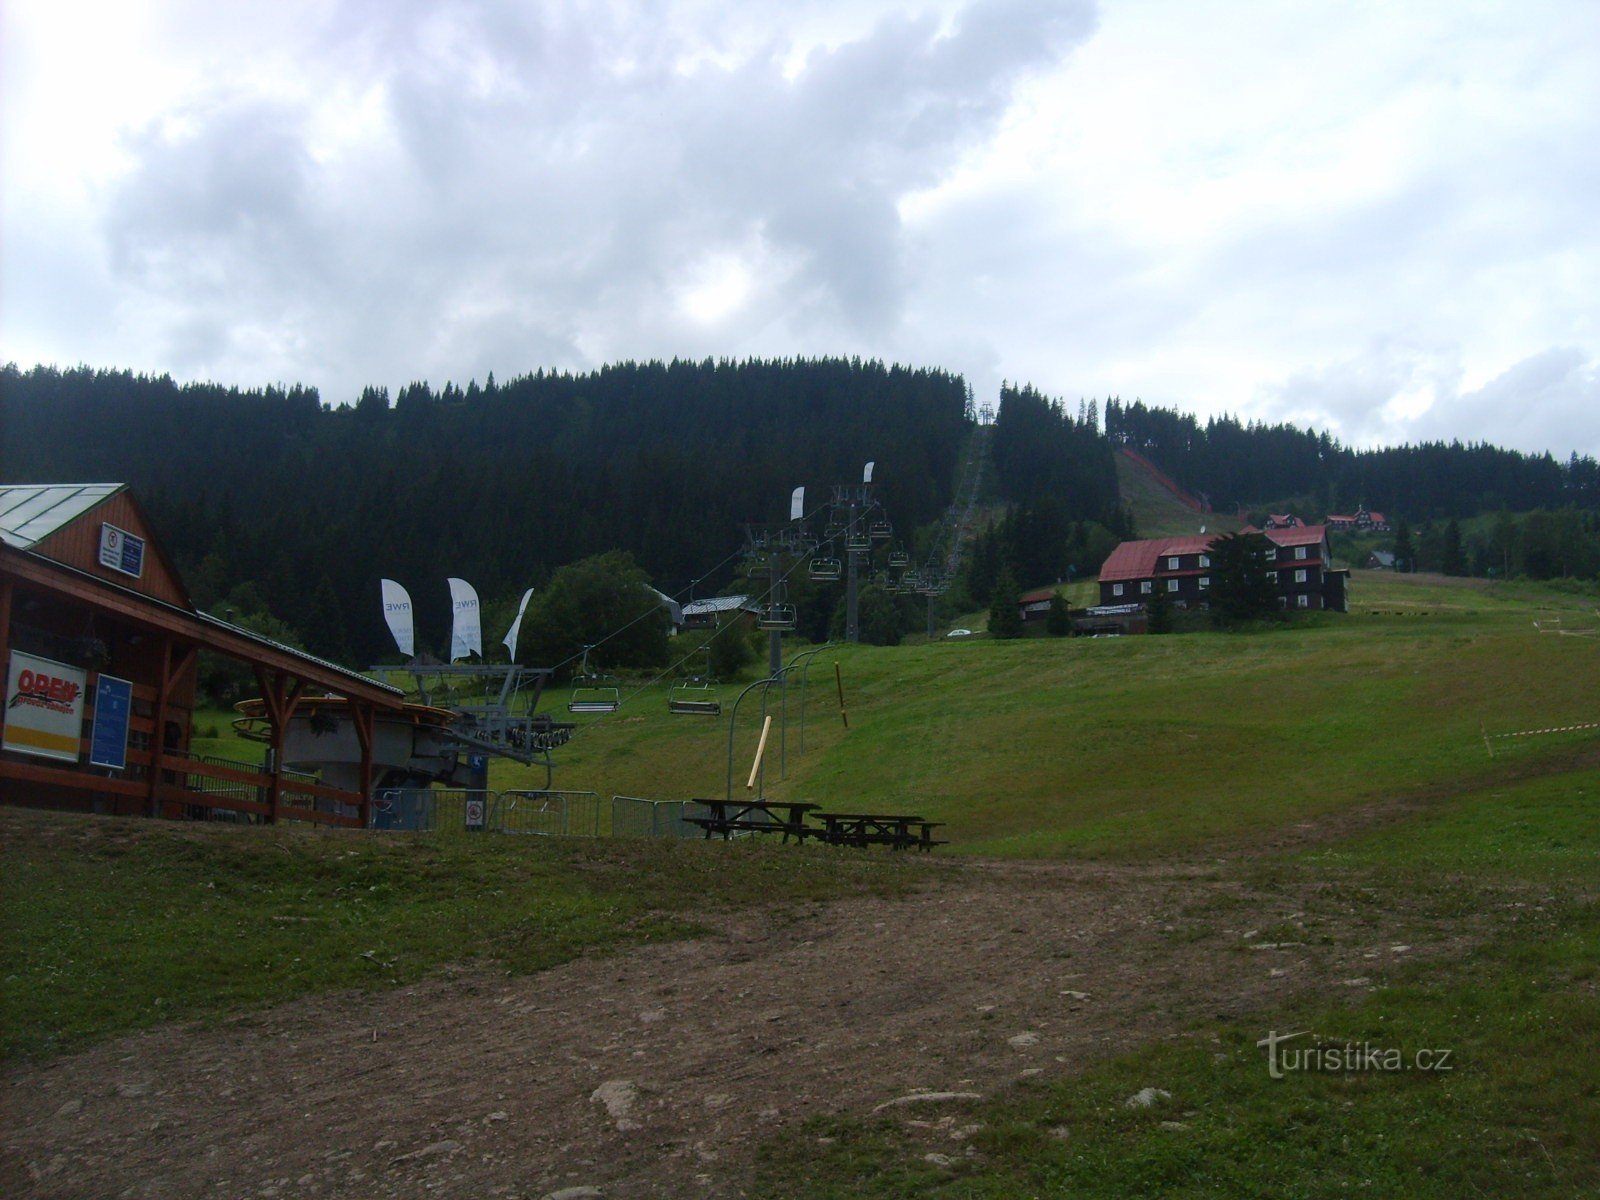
(3, 0, 1597, 457)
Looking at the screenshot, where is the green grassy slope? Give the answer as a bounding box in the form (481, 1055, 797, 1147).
(530, 573, 1600, 857)
(1116, 451, 1242, 539)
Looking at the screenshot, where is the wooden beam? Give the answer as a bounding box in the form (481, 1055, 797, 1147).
(1, 549, 402, 709)
(0, 755, 148, 798)
(146, 634, 174, 818)
(351, 701, 375, 829)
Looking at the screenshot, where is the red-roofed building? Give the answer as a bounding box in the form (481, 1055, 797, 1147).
(1263, 513, 1302, 529)
(1097, 525, 1348, 613)
(1325, 506, 1390, 533)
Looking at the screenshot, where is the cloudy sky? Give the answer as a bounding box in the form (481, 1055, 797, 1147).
(4, 0, 1597, 455)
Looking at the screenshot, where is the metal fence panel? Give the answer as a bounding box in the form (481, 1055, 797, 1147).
(501, 790, 601, 837)
(612, 795, 712, 839)
(429, 789, 500, 839)
(371, 787, 434, 831)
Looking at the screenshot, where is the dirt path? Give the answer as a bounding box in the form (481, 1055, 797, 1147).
(2, 859, 1457, 1200)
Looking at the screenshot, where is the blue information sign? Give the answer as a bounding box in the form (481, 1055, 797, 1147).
(89, 674, 134, 770)
(98, 524, 145, 578)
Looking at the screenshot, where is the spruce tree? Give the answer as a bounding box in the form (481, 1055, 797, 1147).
(989, 569, 1024, 639)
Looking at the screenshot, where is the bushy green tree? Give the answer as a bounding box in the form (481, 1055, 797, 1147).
(198, 585, 306, 704)
(1393, 520, 1414, 573)
(706, 625, 754, 680)
(1045, 591, 1072, 636)
(513, 551, 670, 674)
(1206, 531, 1278, 625)
(829, 584, 903, 646)
(1145, 582, 1174, 633)
(989, 569, 1024, 638)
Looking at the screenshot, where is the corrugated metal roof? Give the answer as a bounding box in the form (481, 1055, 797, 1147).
(0, 483, 123, 549)
(682, 594, 753, 616)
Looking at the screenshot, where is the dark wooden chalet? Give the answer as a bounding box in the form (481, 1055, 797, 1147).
(1, 483, 407, 826)
(1097, 525, 1348, 613)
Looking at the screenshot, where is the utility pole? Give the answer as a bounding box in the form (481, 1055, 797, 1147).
(845, 500, 860, 644)
(768, 548, 784, 678)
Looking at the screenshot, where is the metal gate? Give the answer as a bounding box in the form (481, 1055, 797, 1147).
(499, 790, 602, 837)
(611, 795, 712, 839)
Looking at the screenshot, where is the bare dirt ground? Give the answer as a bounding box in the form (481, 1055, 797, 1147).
(2, 856, 1470, 1200)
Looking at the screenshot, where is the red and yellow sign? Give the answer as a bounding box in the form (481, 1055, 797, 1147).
(4, 652, 86, 762)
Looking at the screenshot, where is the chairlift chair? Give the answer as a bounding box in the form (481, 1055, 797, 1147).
(888, 547, 910, 568)
(567, 647, 621, 713)
(869, 520, 892, 541)
(756, 604, 797, 631)
(668, 675, 721, 716)
(845, 531, 870, 552)
(809, 556, 842, 582)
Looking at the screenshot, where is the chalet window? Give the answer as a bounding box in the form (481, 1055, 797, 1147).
(1166, 579, 1179, 592)
(1297, 594, 1310, 608)
(1199, 554, 1210, 567)
(1167, 556, 1181, 570)
(1295, 546, 1308, 560)
(1140, 580, 1152, 594)
(1294, 568, 1308, 583)
(1199, 576, 1210, 589)
(1113, 583, 1124, 597)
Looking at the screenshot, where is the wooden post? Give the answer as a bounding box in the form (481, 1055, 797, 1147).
(834, 662, 848, 729)
(253, 668, 305, 823)
(352, 701, 375, 828)
(147, 636, 173, 817)
(746, 714, 773, 791)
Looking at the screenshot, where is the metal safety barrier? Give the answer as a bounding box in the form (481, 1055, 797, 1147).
(365, 788, 626, 840)
(500, 789, 602, 837)
(611, 795, 714, 839)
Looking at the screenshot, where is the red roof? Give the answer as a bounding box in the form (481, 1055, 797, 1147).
(1263, 524, 1329, 548)
(1098, 526, 1328, 582)
(1018, 587, 1061, 603)
(1098, 534, 1215, 582)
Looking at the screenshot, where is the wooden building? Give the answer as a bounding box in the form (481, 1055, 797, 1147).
(1, 484, 406, 826)
(1097, 525, 1349, 613)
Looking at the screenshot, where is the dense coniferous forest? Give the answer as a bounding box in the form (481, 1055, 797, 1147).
(8, 361, 1599, 667)
(1104, 398, 1600, 518)
(961, 383, 1131, 603)
(2, 359, 971, 662)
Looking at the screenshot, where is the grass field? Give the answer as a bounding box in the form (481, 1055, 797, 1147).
(183, 571, 1599, 862)
(751, 765, 1600, 1198)
(465, 571, 1600, 860)
(0, 812, 924, 1061)
(6, 570, 1598, 1195)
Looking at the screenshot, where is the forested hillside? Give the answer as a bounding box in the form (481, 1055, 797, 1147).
(1104, 398, 1600, 517)
(2, 360, 970, 662)
(961, 383, 1130, 603)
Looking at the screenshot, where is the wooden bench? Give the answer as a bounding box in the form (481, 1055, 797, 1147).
(808, 811, 946, 851)
(684, 799, 819, 844)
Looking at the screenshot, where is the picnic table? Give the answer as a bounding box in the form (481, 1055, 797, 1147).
(809, 811, 946, 852)
(684, 798, 820, 843)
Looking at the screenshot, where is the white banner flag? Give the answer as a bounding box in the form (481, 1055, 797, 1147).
(380, 579, 415, 657)
(863, 461, 875, 484)
(502, 587, 535, 661)
(790, 486, 805, 521)
(448, 578, 483, 662)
